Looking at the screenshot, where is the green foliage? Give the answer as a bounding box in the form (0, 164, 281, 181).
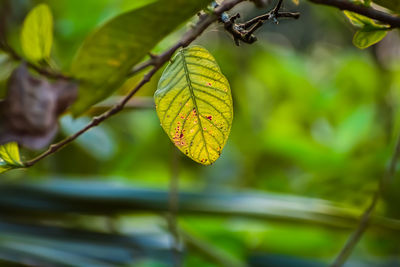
(343, 11, 374, 28)
(353, 28, 388, 49)
(1, 0, 400, 266)
(343, 11, 390, 49)
(21, 4, 53, 63)
(0, 142, 23, 173)
(364, 0, 372, 6)
(70, 0, 210, 116)
(155, 46, 233, 165)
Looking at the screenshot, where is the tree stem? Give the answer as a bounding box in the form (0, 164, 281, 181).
(308, 0, 400, 28)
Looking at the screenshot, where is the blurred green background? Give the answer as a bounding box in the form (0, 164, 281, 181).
(1, 0, 400, 266)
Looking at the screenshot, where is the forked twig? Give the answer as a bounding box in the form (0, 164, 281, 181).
(216, 0, 300, 45)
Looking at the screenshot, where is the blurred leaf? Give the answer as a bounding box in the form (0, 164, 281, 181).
(344, 9, 390, 49)
(70, 0, 210, 116)
(343, 10, 390, 49)
(0, 53, 16, 82)
(154, 46, 233, 165)
(0, 53, 17, 98)
(353, 28, 388, 49)
(0, 64, 77, 150)
(364, 0, 372, 6)
(334, 105, 374, 152)
(0, 142, 23, 173)
(343, 11, 372, 28)
(343, 11, 389, 29)
(20, 4, 53, 63)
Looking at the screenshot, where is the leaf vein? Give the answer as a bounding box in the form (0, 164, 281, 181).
(180, 50, 211, 163)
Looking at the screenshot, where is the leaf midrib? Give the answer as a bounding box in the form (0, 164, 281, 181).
(179, 49, 211, 163)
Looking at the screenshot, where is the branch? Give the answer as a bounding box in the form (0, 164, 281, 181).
(23, 0, 246, 168)
(308, 0, 400, 28)
(218, 0, 300, 45)
(330, 133, 400, 267)
(91, 97, 155, 112)
(0, 42, 72, 80)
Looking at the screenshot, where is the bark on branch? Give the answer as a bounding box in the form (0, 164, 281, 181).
(308, 0, 400, 28)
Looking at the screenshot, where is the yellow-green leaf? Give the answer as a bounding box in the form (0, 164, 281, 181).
(353, 29, 388, 49)
(155, 46, 233, 165)
(0, 142, 23, 173)
(21, 4, 53, 63)
(343, 10, 370, 28)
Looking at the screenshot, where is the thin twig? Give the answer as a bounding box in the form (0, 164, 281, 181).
(218, 0, 300, 45)
(241, 0, 300, 29)
(308, 0, 400, 28)
(128, 53, 159, 77)
(0, 43, 71, 80)
(331, 133, 400, 267)
(91, 97, 155, 112)
(23, 0, 246, 167)
(128, 60, 154, 76)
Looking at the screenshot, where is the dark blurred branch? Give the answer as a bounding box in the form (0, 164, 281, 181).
(331, 133, 400, 267)
(2, 180, 400, 233)
(0, 219, 173, 266)
(308, 0, 400, 28)
(23, 0, 246, 168)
